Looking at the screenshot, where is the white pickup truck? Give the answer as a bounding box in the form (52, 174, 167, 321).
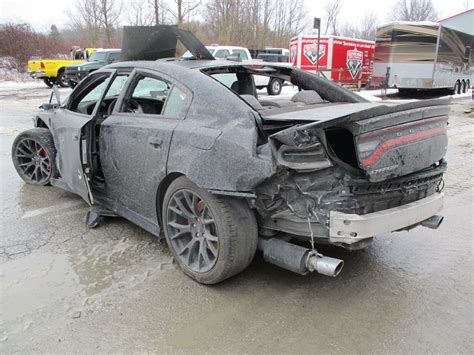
(183, 45, 292, 95)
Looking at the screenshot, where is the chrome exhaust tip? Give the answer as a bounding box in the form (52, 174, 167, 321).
(421, 215, 444, 229)
(307, 254, 344, 277)
(259, 238, 344, 277)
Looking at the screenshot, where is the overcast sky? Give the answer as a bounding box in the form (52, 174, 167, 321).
(0, 0, 471, 33)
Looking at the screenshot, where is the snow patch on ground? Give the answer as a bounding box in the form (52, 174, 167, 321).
(0, 58, 34, 83)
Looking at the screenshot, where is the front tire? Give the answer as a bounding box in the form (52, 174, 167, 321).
(162, 176, 258, 284)
(12, 128, 57, 186)
(67, 79, 77, 89)
(43, 77, 55, 88)
(267, 78, 282, 95)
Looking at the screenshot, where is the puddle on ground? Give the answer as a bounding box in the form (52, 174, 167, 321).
(0, 238, 175, 340)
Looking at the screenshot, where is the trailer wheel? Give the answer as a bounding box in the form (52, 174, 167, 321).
(467, 80, 471, 92)
(461, 80, 467, 94)
(454, 80, 461, 95)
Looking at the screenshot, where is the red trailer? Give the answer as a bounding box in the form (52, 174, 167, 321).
(289, 35, 375, 86)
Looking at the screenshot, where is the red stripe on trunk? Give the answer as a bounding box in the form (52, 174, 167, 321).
(362, 127, 445, 167)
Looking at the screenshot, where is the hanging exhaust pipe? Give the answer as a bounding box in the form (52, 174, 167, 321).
(258, 238, 344, 277)
(421, 215, 444, 229)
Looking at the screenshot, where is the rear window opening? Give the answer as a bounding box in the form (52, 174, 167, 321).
(325, 128, 358, 167)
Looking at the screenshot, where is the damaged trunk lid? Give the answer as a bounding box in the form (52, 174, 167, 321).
(263, 99, 449, 182)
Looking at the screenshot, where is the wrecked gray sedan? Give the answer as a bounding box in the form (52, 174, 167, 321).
(11, 53, 448, 284)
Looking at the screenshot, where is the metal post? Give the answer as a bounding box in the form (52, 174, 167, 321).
(316, 26, 320, 75)
(313, 17, 321, 76)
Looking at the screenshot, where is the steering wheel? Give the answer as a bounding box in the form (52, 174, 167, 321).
(127, 99, 144, 114)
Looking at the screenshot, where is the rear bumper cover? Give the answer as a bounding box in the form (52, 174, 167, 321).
(329, 192, 444, 244)
(30, 71, 46, 78)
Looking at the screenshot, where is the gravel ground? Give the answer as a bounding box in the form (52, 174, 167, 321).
(0, 82, 472, 354)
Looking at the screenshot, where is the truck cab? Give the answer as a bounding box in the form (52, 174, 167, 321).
(64, 49, 121, 88)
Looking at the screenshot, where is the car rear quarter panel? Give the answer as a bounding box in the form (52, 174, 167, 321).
(162, 65, 274, 192)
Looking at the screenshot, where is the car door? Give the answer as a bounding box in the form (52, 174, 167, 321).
(99, 68, 192, 221)
(50, 70, 116, 204)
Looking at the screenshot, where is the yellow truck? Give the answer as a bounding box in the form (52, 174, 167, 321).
(28, 48, 98, 88)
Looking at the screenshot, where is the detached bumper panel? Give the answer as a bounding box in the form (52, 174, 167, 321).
(329, 193, 444, 243)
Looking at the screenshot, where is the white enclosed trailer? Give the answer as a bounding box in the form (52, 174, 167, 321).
(371, 9, 473, 94)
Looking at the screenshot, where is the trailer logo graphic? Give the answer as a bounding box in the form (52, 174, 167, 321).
(303, 43, 325, 64)
(290, 44, 298, 64)
(346, 48, 363, 79)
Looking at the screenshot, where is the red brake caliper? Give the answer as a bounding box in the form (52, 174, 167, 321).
(39, 149, 50, 172)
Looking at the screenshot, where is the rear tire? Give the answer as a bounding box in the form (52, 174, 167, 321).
(267, 78, 282, 95)
(43, 78, 54, 88)
(162, 176, 258, 284)
(11, 128, 57, 186)
(56, 70, 69, 88)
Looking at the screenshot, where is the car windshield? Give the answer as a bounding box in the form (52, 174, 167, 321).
(89, 52, 108, 62)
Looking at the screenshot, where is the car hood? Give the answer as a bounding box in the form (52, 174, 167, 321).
(66, 61, 89, 70)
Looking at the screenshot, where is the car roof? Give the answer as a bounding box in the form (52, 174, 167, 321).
(95, 49, 121, 53)
(207, 46, 249, 50)
(109, 59, 290, 71)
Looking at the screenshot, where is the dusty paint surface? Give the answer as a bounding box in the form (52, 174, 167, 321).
(0, 83, 473, 353)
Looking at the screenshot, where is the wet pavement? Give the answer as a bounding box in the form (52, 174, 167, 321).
(0, 83, 473, 353)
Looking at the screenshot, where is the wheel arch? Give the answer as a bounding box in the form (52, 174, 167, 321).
(155, 172, 184, 227)
(35, 117, 48, 128)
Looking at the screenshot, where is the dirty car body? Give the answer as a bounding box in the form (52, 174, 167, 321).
(15, 27, 448, 283)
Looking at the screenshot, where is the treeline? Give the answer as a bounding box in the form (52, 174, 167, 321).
(0, 0, 445, 72)
(0, 0, 307, 71)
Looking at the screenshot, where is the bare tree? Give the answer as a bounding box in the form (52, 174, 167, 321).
(0, 23, 63, 71)
(341, 12, 377, 40)
(68, 0, 122, 46)
(149, 0, 170, 24)
(169, 0, 201, 25)
(98, 0, 123, 45)
(127, 1, 155, 25)
(205, 0, 306, 48)
(391, 0, 438, 21)
(324, 0, 343, 35)
(67, 0, 102, 46)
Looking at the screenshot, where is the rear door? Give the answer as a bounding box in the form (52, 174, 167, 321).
(99, 68, 192, 220)
(51, 70, 116, 204)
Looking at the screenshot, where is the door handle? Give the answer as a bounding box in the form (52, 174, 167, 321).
(148, 137, 163, 148)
